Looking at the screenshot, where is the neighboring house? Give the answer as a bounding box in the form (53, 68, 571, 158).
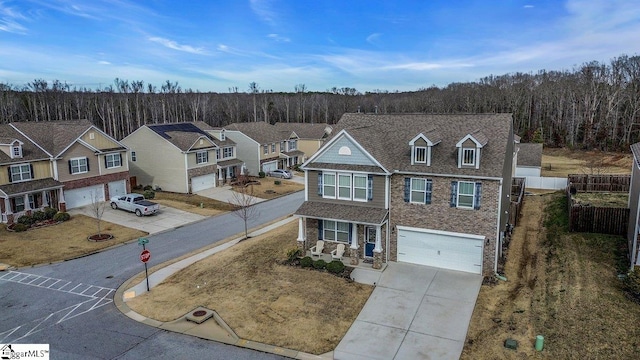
(122, 122, 241, 193)
(1, 120, 130, 223)
(514, 143, 543, 177)
(273, 122, 333, 161)
(294, 113, 514, 276)
(222, 122, 302, 175)
(627, 143, 640, 269)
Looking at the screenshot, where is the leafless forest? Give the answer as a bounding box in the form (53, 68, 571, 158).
(1, 54, 639, 150)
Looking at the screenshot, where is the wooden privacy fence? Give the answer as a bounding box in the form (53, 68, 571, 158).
(565, 185, 629, 235)
(568, 174, 631, 192)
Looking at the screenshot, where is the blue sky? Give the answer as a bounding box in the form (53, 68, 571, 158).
(1, 0, 639, 92)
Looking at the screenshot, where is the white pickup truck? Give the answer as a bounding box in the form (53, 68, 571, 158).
(110, 194, 160, 217)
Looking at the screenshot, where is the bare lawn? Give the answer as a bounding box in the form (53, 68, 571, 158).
(232, 178, 304, 200)
(541, 148, 632, 177)
(572, 192, 629, 208)
(126, 221, 373, 355)
(0, 215, 147, 267)
(151, 192, 233, 216)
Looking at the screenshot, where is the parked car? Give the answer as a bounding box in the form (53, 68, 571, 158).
(267, 169, 292, 179)
(110, 194, 160, 217)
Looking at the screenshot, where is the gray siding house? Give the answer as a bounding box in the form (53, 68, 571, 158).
(294, 113, 515, 276)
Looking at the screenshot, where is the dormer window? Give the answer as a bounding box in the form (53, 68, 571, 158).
(456, 131, 487, 169)
(414, 147, 427, 164)
(462, 148, 476, 166)
(220, 130, 226, 141)
(12, 145, 22, 158)
(409, 131, 440, 166)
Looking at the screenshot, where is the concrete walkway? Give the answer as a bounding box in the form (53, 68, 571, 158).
(195, 185, 266, 203)
(334, 263, 482, 360)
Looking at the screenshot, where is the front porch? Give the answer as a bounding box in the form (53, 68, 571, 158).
(303, 250, 388, 272)
(216, 159, 243, 186)
(0, 178, 65, 224)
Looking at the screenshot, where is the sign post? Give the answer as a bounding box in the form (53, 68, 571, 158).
(138, 238, 151, 292)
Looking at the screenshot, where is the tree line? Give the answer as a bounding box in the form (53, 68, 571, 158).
(1, 53, 639, 150)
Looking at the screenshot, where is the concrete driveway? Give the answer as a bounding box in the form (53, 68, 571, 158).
(335, 263, 482, 360)
(69, 203, 206, 235)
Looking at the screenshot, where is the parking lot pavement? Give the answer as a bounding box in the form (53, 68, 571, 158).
(69, 203, 206, 234)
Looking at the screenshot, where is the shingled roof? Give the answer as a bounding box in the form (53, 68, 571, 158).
(0, 124, 51, 164)
(273, 122, 332, 140)
(147, 122, 234, 151)
(516, 143, 543, 167)
(10, 120, 95, 157)
(327, 113, 513, 178)
(225, 122, 294, 144)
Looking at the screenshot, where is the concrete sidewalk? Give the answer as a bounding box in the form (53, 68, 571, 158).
(195, 185, 266, 204)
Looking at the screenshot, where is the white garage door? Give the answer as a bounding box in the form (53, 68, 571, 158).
(64, 185, 105, 209)
(191, 174, 216, 192)
(108, 180, 126, 198)
(262, 161, 277, 173)
(397, 226, 484, 274)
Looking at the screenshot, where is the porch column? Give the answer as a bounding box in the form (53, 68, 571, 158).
(296, 217, 306, 256)
(41, 191, 49, 207)
(373, 224, 383, 269)
(58, 188, 66, 212)
(350, 223, 359, 265)
(4, 198, 12, 214)
(226, 168, 231, 179)
(23, 194, 31, 211)
(218, 168, 224, 181)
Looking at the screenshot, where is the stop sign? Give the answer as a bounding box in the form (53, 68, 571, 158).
(140, 249, 151, 263)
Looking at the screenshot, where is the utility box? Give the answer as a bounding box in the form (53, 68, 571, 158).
(504, 338, 518, 350)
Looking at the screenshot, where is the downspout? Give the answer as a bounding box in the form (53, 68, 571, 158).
(495, 178, 506, 281)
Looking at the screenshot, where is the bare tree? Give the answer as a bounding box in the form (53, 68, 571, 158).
(228, 183, 260, 240)
(89, 189, 108, 237)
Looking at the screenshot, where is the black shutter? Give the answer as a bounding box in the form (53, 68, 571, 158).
(425, 179, 432, 204)
(29, 164, 34, 179)
(318, 220, 323, 240)
(317, 171, 323, 196)
(404, 177, 410, 202)
(348, 223, 353, 244)
(68, 160, 72, 174)
(7, 167, 12, 183)
(104, 155, 108, 168)
(450, 181, 458, 207)
(367, 175, 373, 201)
(119, 153, 123, 166)
(474, 182, 482, 210)
(86, 157, 90, 172)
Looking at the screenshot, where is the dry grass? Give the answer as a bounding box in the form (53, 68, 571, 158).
(152, 191, 233, 215)
(572, 192, 629, 208)
(0, 215, 147, 267)
(232, 178, 304, 200)
(541, 148, 632, 177)
(126, 221, 373, 355)
(461, 193, 640, 359)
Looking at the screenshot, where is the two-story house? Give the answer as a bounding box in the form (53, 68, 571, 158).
(273, 122, 333, 165)
(222, 122, 304, 175)
(0, 120, 130, 223)
(294, 113, 514, 276)
(122, 122, 242, 193)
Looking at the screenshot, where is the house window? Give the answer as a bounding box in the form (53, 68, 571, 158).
(288, 139, 297, 151)
(353, 175, 368, 201)
(131, 151, 136, 162)
(196, 151, 208, 164)
(410, 178, 428, 203)
(13, 196, 25, 212)
(12, 146, 22, 158)
(271, 143, 276, 153)
(414, 147, 427, 164)
(280, 141, 286, 152)
(105, 153, 121, 168)
(322, 173, 336, 198)
(462, 148, 476, 166)
(338, 174, 351, 200)
(323, 220, 350, 243)
(457, 181, 475, 209)
(263, 145, 269, 154)
(70, 157, 88, 174)
(220, 130, 226, 141)
(223, 147, 233, 158)
(10, 164, 32, 182)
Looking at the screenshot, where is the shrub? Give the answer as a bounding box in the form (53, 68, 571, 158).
(17, 214, 35, 226)
(143, 185, 153, 191)
(43, 207, 58, 220)
(32, 210, 47, 222)
(258, 171, 266, 178)
(326, 260, 346, 274)
(53, 212, 70, 222)
(300, 256, 313, 268)
(285, 248, 302, 263)
(12, 223, 28, 232)
(274, 180, 281, 185)
(143, 190, 155, 199)
(313, 259, 327, 270)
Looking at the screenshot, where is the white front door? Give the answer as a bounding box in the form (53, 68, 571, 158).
(397, 227, 484, 274)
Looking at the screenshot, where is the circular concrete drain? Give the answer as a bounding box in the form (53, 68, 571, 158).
(192, 310, 207, 317)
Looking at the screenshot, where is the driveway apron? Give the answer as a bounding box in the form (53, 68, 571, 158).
(335, 263, 482, 360)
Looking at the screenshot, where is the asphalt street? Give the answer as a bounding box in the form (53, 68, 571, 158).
(0, 191, 304, 359)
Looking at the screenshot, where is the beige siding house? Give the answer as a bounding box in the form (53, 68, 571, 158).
(122, 122, 241, 194)
(294, 113, 514, 276)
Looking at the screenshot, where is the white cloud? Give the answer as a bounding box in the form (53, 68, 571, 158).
(267, 33, 290, 42)
(366, 33, 381, 45)
(523, 4, 534, 8)
(0, 2, 27, 34)
(250, 0, 277, 26)
(148, 37, 206, 55)
(97, 60, 111, 65)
